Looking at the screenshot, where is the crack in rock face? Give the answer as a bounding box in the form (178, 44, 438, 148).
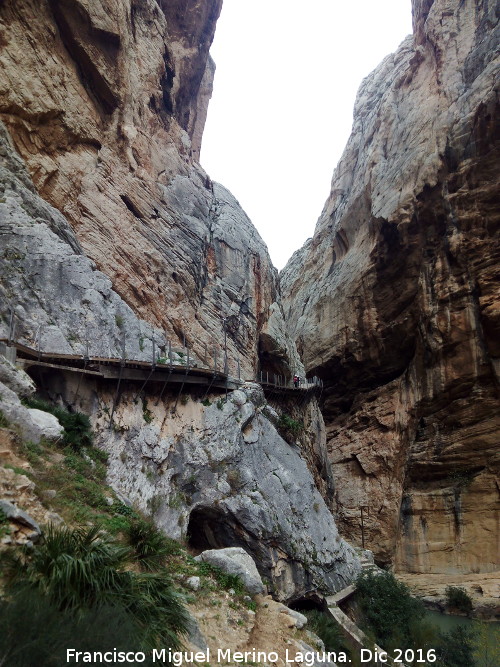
(281, 0, 500, 571)
(99, 383, 361, 602)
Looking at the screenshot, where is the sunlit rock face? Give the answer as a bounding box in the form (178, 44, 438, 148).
(0, 0, 299, 379)
(88, 383, 361, 602)
(282, 0, 499, 571)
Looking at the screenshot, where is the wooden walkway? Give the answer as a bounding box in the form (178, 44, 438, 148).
(0, 339, 240, 391)
(0, 339, 322, 395)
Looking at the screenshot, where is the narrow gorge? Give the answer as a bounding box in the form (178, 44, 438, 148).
(0, 0, 498, 660)
(282, 0, 499, 600)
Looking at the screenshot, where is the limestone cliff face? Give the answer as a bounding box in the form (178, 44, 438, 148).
(282, 0, 499, 572)
(28, 361, 360, 602)
(0, 0, 298, 378)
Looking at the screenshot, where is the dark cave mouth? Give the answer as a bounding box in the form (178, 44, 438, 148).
(187, 505, 238, 553)
(288, 594, 326, 612)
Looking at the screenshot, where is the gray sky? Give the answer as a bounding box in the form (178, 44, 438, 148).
(201, 0, 413, 270)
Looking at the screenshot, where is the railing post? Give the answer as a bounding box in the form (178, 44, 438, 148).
(8, 307, 14, 345)
(121, 331, 126, 364)
(152, 338, 156, 368)
(37, 325, 42, 360)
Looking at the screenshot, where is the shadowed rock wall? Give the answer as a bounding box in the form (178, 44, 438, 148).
(282, 0, 499, 571)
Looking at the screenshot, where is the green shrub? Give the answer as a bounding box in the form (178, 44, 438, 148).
(355, 570, 426, 650)
(0, 508, 10, 539)
(114, 502, 136, 517)
(436, 625, 477, 667)
(304, 609, 349, 654)
(277, 413, 303, 436)
(124, 519, 180, 571)
(0, 590, 146, 667)
(473, 619, 500, 667)
(445, 586, 473, 614)
(142, 399, 153, 424)
(0, 409, 9, 428)
(1, 524, 189, 650)
(22, 398, 93, 453)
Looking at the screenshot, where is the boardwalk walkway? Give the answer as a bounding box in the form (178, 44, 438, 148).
(0, 339, 322, 395)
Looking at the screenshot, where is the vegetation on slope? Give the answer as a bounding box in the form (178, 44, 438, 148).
(0, 399, 255, 666)
(355, 570, 481, 667)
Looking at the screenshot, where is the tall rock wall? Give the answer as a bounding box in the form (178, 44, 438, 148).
(0, 0, 299, 379)
(282, 0, 499, 572)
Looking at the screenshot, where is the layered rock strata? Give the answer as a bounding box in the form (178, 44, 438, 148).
(282, 0, 499, 573)
(0, 0, 299, 378)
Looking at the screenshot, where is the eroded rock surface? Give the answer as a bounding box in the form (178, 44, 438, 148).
(0, 122, 165, 361)
(95, 383, 360, 602)
(0, 0, 298, 379)
(282, 0, 499, 571)
(195, 546, 266, 596)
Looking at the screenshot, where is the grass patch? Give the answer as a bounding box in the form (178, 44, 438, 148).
(5, 407, 115, 529)
(0, 409, 9, 428)
(196, 561, 245, 595)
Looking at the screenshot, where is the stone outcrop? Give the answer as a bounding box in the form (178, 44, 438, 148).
(0, 0, 299, 379)
(0, 372, 65, 547)
(0, 355, 63, 443)
(195, 546, 266, 596)
(282, 0, 499, 572)
(81, 381, 361, 602)
(397, 572, 500, 620)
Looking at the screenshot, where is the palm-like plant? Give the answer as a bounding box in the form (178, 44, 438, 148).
(1, 523, 189, 650)
(124, 519, 180, 572)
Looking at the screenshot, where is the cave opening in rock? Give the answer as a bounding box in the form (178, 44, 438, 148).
(288, 594, 326, 612)
(187, 505, 237, 553)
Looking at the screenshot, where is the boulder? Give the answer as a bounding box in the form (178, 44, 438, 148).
(0, 355, 35, 398)
(26, 408, 63, 442)
(195, 547, 265, 596)
(0, 380, 63, 443)
(0, 499, 41, 534)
